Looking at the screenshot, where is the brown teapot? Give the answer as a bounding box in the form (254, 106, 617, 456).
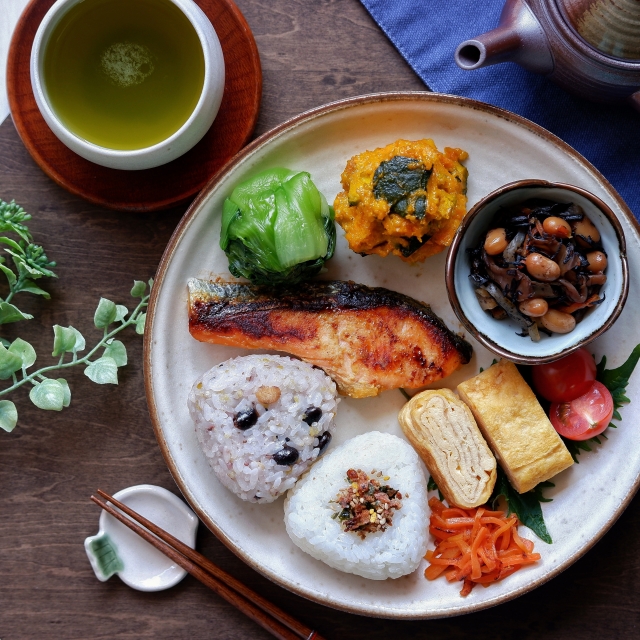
(455, 0, 640, 111)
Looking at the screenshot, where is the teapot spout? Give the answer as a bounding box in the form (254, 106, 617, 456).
(455, 0, 554, 75)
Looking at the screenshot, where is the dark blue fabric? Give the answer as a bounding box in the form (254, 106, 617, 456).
(360, 0, 640, 220)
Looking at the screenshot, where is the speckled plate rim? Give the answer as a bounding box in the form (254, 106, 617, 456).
(143, 91, 640, 619)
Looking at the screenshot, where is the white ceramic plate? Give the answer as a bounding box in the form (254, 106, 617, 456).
(145, 93, 640, 618)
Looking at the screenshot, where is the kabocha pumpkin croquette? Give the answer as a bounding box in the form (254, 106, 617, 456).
(334, 139, 469, 262)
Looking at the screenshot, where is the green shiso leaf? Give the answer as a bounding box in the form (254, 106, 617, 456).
(597, 344, 640, 418)
(427, 475, 444, 501)
(563, 344, 640, 461)
(220, 168, 336, 286)
(490, 467, 553, 544)
(427, 460, 552, 542)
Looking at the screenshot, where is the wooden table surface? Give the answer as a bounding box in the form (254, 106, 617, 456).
(1, 1, 640, 638)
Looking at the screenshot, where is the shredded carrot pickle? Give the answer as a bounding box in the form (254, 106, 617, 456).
(425, 498, 541, 597)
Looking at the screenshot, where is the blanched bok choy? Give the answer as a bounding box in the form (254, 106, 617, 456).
(220, 168, 336, 286)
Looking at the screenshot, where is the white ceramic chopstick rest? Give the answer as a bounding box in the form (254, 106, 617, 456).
(84, 484, 198, 591)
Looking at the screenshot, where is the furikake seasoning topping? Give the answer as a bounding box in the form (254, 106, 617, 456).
(332, 468, 403, 539)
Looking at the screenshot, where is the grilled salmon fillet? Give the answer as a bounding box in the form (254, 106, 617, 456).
(188, 279, 472, 398)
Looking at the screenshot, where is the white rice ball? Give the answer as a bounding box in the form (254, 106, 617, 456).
(188, 355, 339, 503)
(284, 431, 429, 580)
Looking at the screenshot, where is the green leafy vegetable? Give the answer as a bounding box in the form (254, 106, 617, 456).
(426, 469, 552, 542)
(372, 156, 431, 219)
(426, 348, 640, 542)
(427, 475, 444, 501)
(479, 359, 498, 374)
(0, 280, 150, 432)
(0, 200, 56, 323)
(561, 434, 603, 463)
(562, 344, 640, 461)
(490, 467, 553, 544)
(596, 344, 640, 421)
(220, 168, 336, 286)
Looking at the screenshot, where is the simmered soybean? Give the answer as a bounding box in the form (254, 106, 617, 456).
(524, 253, 561, 282)
(469, 198, 608, 339)
(540, 309, 576, 334)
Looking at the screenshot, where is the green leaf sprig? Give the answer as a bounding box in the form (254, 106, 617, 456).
(0, 200, 57, 328)
(562, 344, 640, 462)
(426, 469, 554, 543)
(427, 475, 444, 501)
(490, 468, 554, 544)
(0, 280, 151, 433)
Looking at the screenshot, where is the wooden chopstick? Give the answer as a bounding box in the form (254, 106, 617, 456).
(91, 490, 323, 640)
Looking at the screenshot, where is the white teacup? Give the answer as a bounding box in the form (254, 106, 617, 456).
(30, 0, 225, 171)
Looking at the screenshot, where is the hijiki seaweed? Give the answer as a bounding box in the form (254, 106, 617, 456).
(468, 198, 607, 340)
(332, 469, 403, 538)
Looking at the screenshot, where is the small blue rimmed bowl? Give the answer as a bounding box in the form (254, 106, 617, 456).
(445, 180, 629, 365)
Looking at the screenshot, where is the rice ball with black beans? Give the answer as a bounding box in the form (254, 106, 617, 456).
(187, 355, 339, 503)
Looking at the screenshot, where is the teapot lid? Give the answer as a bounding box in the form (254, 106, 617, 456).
(557, 0, 640, 61)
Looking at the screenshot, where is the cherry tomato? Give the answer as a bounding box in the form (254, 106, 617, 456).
(549, 381, 613, 441)
(531, 348, 597, 402)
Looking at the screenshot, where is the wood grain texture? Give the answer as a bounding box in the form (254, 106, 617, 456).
(1, 0, 639, 638)
(7, 0, 261, 211)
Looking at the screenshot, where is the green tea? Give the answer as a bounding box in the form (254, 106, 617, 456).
(43, 0, 205, 150)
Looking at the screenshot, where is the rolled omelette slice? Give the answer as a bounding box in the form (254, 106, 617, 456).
(398, 388, 497, 509)
(457, 360, 574, 494)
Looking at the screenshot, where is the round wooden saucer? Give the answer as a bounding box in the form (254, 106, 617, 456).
(7, 0, 262, 212)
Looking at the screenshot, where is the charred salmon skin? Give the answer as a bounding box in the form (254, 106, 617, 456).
(188, 279, 472, 398)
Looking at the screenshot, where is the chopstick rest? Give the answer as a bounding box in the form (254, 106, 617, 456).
(91, 489, 325, 640)
(84, 484, 198, 591)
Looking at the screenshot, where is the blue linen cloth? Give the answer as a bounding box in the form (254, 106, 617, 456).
(359, 0, 640, 220)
